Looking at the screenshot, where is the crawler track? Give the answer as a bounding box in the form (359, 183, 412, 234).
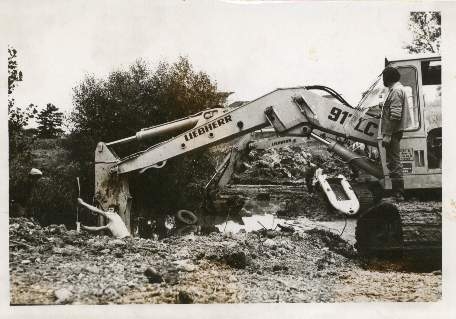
(355, 200, 442, 264)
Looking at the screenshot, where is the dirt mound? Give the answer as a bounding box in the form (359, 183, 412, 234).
(276, 193, 346, 221)
(231, 146, 311, 184)
(305, 228, 357, 258)
(231, 144, 353, 185)
(309, 152, 353, 177)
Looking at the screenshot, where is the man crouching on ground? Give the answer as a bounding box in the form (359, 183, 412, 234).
(77, 198, 131, 239)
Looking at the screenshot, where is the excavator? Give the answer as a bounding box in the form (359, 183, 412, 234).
(94, 55, 441, 257)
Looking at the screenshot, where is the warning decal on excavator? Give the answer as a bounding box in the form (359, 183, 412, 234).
(402, 162, 413, 174)
(400, 148, 414, 161)
(272, 138, 293, 146)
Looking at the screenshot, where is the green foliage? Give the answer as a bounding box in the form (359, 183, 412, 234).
(36, 103, 64, 138)
(8, 47, 75, 227)
(8, 46, 37, 152)
(28, 147, 82, 226)
(68, 56, 227, 215)
(8, 47, 83, 228)
(8, 47, 23, 95)
(8, 47, 37, 209)
(8, 46, 37, 147)
(70, 57, 225, 155)
(9, 104, 38, 155)
(405, 12, 441, 54)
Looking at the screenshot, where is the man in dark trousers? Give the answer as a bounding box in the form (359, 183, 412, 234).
(381, 66, 407, 201)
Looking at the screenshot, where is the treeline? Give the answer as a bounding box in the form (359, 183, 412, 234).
(9, 47, 227, 227)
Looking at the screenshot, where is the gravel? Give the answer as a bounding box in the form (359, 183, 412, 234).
(10, 216, 441, 304)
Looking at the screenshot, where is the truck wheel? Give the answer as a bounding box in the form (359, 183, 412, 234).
(176, 210, 198, 225)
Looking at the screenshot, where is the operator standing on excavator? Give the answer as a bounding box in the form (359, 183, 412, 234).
(381, 66, 407, 201)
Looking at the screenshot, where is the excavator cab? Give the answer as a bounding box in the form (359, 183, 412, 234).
(353, 55, 442, 192)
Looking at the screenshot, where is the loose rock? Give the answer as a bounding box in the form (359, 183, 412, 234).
(224, 251, 248, 269)
(144, 267, 163, 283)
(177, 290, 193, 304)
(54, 288, 73, 304)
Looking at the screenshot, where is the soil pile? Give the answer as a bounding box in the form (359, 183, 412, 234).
(231, 146, 311, 185)
(231, 144, 353, 185)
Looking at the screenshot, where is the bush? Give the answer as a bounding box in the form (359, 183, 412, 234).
(66, 57, 227, 221)
(10, 137, 87, 227)
(28, 161, 81, 226)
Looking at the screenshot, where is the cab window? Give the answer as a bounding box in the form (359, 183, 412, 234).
(422, 60, 441, 169)
(421, 60, 441, 109)
(421, 60, 441, 85)
(397, 66, 419, 130)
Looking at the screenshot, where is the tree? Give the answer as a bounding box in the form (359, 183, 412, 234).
(8, 47, 37, 156)
(8, 47, 23, 95)
(404, 11, 441, 54)
(8, 48, 78, 225)
(8, 47, 38, 213)
(36, 103, 64, 138)
(68, 56, 228, 214)
(71, 57, 226, 148)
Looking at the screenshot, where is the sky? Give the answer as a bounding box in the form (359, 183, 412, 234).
(3, 0, 440, 126)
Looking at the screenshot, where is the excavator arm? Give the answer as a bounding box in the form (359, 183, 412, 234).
(100, 87, 380, 173)
(95, 86, 383, 229)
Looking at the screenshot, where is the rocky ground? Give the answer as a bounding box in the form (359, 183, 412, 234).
(10, 143, 442, 304)
(10, 212, 441, 304)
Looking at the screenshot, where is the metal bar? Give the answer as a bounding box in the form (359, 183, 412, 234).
(309, 132, 331, 146)
(107, 135, 137, 146)
(204, 152, 231, 189)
